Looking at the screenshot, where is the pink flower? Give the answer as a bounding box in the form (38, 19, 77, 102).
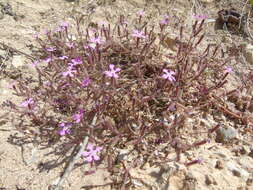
(104, 64, 121, 78)
(224, 66, 233, 73)
(44, 57, 52, 63)
(54, 27, 63, 33)
(60, 21, 70, 28)
(73, 109, 84, 123)
(46, 47, 56, 52)
(137, 10, 145, 16)
(81, 143, 102, 163)
(160, 15, 169, 25)
(162, 69, 176, 82)
(132, 30, 146, 39)
(62, 68, 77, 77)
(82, 77, 91, 87)
(44, 29, 50, 35)
(31, 60, 40, 67)
(90, 36, 104, 45)
(99, 21, 108, 26)
(192, 14, 208, 20)
(58, 122, 71, 136)
(32, 32, 39, 39)
(43, 81, 51, 86)
(84, 43, 96, 50)
(21, 98, 34, 108)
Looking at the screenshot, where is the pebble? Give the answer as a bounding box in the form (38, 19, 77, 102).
(226, 161, 249, 180)
(240, 146, 251, 155)
(116, 149, 130, 162)
(205, 174, 217, 185)
(215, 126, 238, 143)
(247, 178, 253, 186)
(248, 149, 253, 159)
(215, 160, 224, 169)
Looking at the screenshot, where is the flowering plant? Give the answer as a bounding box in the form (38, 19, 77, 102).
(1, 12, 240, 189)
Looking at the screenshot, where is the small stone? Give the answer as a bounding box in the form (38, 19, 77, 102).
(248, 149, 253, 159)
(215, 126, 238, 143)
(116, 149, 130, 162)
(232, 169, 241, 177)
(215, 160, 224, 169)
(205, 174, 217, 185)
(240, 146, 251, 155)
(239, 156, 253, 170)
(247, 178, 253, 186)
(227, 162, 249, 180)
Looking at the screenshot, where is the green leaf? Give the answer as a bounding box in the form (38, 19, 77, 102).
(250, 0, 253, 5)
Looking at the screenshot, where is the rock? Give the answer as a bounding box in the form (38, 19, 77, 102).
(116, 149, 130, 162)
(240, 146, 251, 155)
(215, 160, 224, 169)
(227, 161, 249, 180)
(183, 172, 197, 190)
(205, 174, 217, 185)
(238, 156, 253, 170)
(248, 149, 253, 159)
(11, 55, 25, 68)
(247, 178, 253, 186)
(215, 126, 238, 143)
(243, 44, 253, 65)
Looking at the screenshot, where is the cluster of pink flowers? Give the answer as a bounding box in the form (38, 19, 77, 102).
(58, 122, 72, 136)
(62, 57, 83, 77)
